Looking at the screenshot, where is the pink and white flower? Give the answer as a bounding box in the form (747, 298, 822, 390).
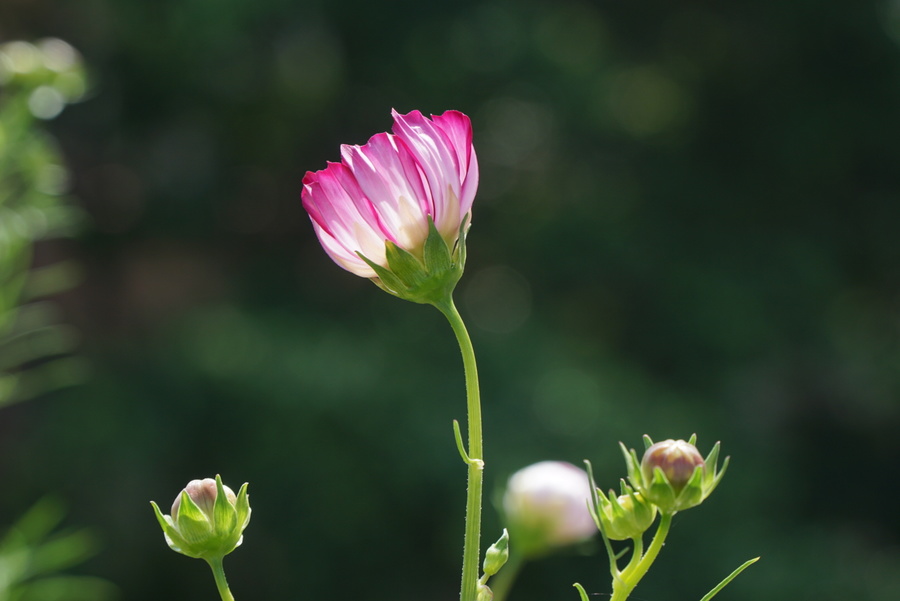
(302, 109, 478, 279)
(503, 461, 597, 556)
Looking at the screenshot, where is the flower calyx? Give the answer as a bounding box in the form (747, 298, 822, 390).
(360, 215, 469, 305)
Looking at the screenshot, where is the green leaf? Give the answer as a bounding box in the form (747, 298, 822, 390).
(698, 557, 759, 601)
(27, 529, 98, 577)
(573, 582, 590, 601)
(14, 575, 118, 601)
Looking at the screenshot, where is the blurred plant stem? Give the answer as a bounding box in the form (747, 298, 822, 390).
(434, 297, 483, 601)
(485, 551, 523, 601)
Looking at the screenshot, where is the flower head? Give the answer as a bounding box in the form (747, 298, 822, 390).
(501, 461, 596, 558)
(302, 109, 478, 303)
(151, 475, 250, 561)
(621, 435, 728, 514)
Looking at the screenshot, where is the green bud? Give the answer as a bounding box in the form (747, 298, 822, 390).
(593, 482, 657, 541)
(482, 529, 510, 577)
(475, 583, 494, 601)
(621, 435, 729, 514)
(151, 475, 251, 561)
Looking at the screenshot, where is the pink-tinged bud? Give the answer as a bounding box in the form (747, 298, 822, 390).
(502, 461, 596, 558)
(641, 439, 705, 493)
(172, 478, 237, 519)
(151, 475, 251, 561)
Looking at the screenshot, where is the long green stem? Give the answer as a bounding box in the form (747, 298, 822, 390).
(610, 512, 673, 601)
(207, 557, 235, 601)
(435, 297, 483, 601)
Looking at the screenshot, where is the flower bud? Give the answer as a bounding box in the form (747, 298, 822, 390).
(475, 583, 494, 601)
(641, 439, 705, 493)
(482, 529, 509, 577)
(151, 475, 251, 561)
(621, 435, 728, 515)
(502, 461, 596, 558)
(594, 483, 657, 541)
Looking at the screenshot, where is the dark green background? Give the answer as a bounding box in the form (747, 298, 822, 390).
(2, 0, 900, 599)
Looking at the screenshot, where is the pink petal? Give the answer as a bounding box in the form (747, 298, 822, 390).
(302, 163, 386, 276)
(341, 133, 430, 250)
(431, 110, 479, 217)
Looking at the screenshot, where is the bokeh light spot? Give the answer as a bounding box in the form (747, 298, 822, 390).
(2, 41, 40, 74)
(28, 86, 65, 120)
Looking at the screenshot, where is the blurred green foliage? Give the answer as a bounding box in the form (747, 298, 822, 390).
(2, 1, 900, 600)
(0, 37, 87, 407)
(0, 498, 115, 601)
(0, 34, 112, 601)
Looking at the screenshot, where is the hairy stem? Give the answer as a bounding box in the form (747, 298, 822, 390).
(435, 297, 484, 601)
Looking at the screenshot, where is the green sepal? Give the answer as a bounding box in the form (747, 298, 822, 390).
(150, 500, 188, 553)
(150, 501, 170, 533)
(234, 482, 251, 532)
(454, 213, 470, 271)
(358, 252, 407, 296)
(176, 491, 215, 547)
(359, 215, 468, 306)
(620, 442, 643, 490)
(385, 241, 429, 288)
(424, 217, 453, 275)
(703, 442, 729, 496)
(592, 480, 657, 541)
(213, 475, 238, 541)
(152, 497, 203, 558)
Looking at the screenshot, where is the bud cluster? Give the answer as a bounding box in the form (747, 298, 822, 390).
(584, 435, 728, 544)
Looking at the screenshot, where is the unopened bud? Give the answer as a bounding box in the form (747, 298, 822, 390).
(595, 483, 656, 541)
(172, 478, 237, 517)
(151, 475, 251, 561)
(502, 461, 595, 558)
(621, 436, 729, 515)
(482, 529, 509, 577)
(475, 583, 494, 601)
(641, 439, 705, 493)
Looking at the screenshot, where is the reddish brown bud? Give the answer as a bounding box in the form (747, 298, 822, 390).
(641, 439, 705, 492)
